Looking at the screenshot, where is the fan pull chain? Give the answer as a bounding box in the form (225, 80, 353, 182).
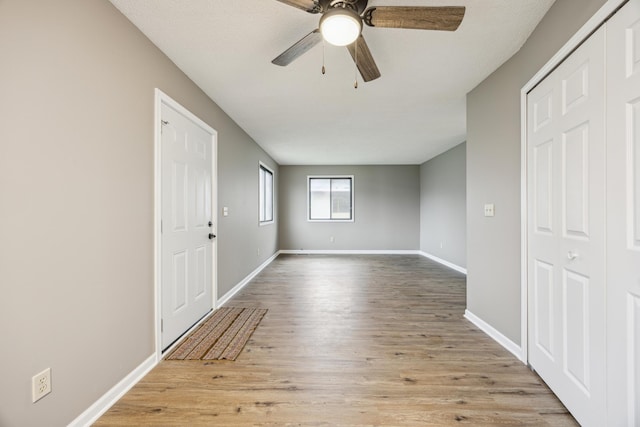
(354, 38, 359, 89)
(322, 40, 326, 75)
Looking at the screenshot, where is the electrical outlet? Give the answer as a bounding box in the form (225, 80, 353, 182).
(330, 236, 335, 243)
(484, 204, 495, 217)
(32, 368, 51, 403)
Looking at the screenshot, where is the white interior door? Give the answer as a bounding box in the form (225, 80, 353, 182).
(527, 25, 606, 427)
(606, 1, 640, 424)
(161, 101, 216, 350)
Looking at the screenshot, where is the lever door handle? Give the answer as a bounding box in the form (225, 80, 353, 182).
(567, 251, 578, 260)
(209, 233, 216, 240)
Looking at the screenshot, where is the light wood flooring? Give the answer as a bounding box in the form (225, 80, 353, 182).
(95, 254, 577, 426)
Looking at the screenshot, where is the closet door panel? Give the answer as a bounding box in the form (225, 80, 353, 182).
(527, 24, 606, 427)
(562, 123, 590, 239)
(607, 1, 640, 424)
(632, 100, 640, 248)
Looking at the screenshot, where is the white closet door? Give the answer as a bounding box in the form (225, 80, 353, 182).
(527, 26, 606, 427)
(606, 1, 640, 425)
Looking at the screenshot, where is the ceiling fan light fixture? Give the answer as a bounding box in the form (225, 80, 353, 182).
(319, 8, 362, 46)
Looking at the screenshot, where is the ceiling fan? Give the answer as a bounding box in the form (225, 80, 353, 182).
(272, 0, 466, 83)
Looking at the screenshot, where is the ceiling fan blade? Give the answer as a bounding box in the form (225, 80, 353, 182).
(274, 0, 320, 13)
(363, 6, 465, 31)
(346, 35, 381, 82)
(272, 29, 322, 66)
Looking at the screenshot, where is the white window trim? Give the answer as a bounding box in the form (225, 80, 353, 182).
(307, 175, 355, 223)
(259, 161, 275, 226)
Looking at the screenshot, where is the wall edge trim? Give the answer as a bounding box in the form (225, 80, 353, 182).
(418, 251, 467, 275)
(465, 309, 525, 362)
(67, 353, 157, 427)
(217, 251, 281, 307)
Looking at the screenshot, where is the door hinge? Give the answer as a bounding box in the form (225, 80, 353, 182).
(161, 319, 163, 332)
(160, 220, 163, 233)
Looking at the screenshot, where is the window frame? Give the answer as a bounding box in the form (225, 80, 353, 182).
(307, 175, 355, 222)
(259, 162, 275, 226)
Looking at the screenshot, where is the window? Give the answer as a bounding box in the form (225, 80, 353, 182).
(308, 176, 354, 221)
(259, 163, 274, 224)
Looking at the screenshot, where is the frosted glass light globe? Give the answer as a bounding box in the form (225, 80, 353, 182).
(320, 9, 362, 46)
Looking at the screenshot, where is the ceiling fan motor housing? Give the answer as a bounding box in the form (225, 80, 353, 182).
(317, 0, 369, 15)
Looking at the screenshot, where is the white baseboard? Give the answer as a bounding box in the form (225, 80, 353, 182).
(70, 251, 281, 426)
(68, 353, 157, 427)
(217, 251, 280, 307)
(419, 251, 467, 275)
(279, 249, 421, 255)
(66, 252, 504, 426)
(278, 250, 468, 276)
(464, 310, 525, 362)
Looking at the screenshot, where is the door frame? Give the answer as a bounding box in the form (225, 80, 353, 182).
(519, 0, 627, 364)
(154, 89, 218, 359)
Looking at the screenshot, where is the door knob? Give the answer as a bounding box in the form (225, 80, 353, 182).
(567, 251, 578, 260)
(209, 233, 216, 240)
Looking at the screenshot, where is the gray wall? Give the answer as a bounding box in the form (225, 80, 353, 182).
(420, 142, 466, 268)
(219, 142, 279, 294)
(279, 166, 420, 250)
(0, 1, 277, 425)
(466, 0, 608, 344)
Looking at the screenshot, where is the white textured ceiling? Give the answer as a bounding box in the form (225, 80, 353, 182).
(109, 0, 555, 165)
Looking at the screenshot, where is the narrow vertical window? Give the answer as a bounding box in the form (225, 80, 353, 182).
(308, 176, 354, 221)
(259, 163, 274, 224)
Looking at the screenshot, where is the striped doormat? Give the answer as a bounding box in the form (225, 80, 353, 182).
(165, 307, 267, 361)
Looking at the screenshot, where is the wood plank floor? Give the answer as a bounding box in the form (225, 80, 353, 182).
(95, 255, 577, 426)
